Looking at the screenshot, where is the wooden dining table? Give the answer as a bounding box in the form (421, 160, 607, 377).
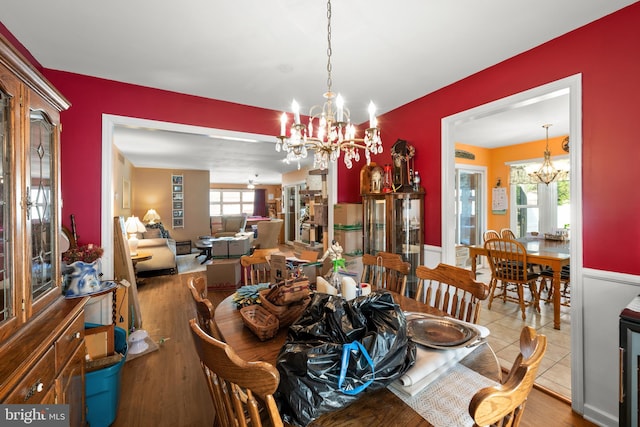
(214, 290, 501, 426)
(468, 237, 570, 330)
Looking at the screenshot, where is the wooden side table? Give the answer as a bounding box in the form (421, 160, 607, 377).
(131, 251, 152, 283)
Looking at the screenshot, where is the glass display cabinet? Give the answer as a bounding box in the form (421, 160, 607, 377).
(363, 191, 424, 297)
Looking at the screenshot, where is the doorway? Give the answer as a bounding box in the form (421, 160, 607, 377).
(455, 166, 486, 247)
(441, 74, 583, 409)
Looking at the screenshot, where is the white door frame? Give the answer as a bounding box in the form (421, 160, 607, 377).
(441, 74, 584, 411)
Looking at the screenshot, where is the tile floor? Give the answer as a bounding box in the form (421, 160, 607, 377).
(473, 268, 572, 400)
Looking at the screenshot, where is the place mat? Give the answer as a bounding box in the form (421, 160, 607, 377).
(388, 363, 498, 427)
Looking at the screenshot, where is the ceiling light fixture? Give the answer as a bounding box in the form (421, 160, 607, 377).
(529, 124, 564, 185)
(247, 174, 258, 189)
(275, 0, 382, 170)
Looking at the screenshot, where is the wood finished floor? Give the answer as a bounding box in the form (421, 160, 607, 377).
(112, 269, 595, 427)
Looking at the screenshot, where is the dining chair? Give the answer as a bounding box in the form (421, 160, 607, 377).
(240, 251, 272, 286)
(469, 326, 547, 427)
(361, 253, 383, 289)
(500, 228, 517, 240)
(484, 238, 540, 320)
(539, 264, 571, 307)
(415, 263, 490, 323)
(482, 230, 500, 242)
(187, 278, 223, 340)
(189, 318, 284, 427)
(361, 252, 404, 290)
(378, 256, 411, 296)
(188, 275, 207, 299)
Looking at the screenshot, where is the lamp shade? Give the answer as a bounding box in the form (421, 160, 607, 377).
(125, 216, 146, 256)
(125, 216, 146, 234)
(143, 209, 161, 224)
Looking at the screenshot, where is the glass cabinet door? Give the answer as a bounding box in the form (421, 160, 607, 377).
(389, 193, 424, 296)
(29, 110, 57, 300)
(0, 89, 12, 322)
(363, 195, 386, 255)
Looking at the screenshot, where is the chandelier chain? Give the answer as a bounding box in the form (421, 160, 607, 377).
(274, 0, 382, 170)
(326, 0, 332, 94)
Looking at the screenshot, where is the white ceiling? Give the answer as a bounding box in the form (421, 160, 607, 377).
(1, 1, 633, 183)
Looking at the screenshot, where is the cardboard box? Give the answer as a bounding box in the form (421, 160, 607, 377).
(228, 236, 250, 257)
(333, 228, 363, 255)
(211, 238, 229, 258)
(334, 203, 363, 227)
(206, 259, 240, 290)
(269, 254, 288, 281)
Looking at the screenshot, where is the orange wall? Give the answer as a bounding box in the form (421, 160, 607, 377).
(456, 136, 568, 233)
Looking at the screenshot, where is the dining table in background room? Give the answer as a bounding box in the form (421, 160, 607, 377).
(468, 237, 570, 330)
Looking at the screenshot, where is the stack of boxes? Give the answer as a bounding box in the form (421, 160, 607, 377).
(333, 203, 364, 279)
(210, 236, 252, 259)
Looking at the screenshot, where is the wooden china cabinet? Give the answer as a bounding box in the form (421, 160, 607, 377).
(362, 190, 425, 297)
(0, 34, 88, 426)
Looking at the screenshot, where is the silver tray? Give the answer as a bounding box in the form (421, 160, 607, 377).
(406, 315, 480, 350)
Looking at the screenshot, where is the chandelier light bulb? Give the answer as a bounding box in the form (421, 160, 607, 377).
(274, 0, 382, 170)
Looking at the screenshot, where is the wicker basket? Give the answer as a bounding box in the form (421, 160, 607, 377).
(259, 289, 311, 327)
(239, 305, 279, 341)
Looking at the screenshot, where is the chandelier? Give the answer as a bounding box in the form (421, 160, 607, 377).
(275, 0, 382, 170)
(529, 124, 564, 185)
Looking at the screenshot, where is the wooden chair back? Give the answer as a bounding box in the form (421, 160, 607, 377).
(189, 319, 283, 427)
(484, 239, 531, 283)
(415, 263, 490, 323)
(361, 252, 404, 290)
(187, 278, 222, 340)
(379, 256, 411, 295)
(469, 326, 547, 427)
(361, 253, 383, 288)
(500, 228, 517, 240)
(482, 230, 500, 241)
(188, 275, 207, 299)
(240, 252, 271, 286)
(484, 238, 540, 320)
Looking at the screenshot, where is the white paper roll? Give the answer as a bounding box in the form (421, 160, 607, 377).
(342, 276, 358, 300)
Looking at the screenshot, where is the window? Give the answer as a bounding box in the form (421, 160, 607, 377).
(509, 160, 570, 238)
(210, 189, 255, 216)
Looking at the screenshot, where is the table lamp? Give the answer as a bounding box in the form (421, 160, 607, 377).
(125, 216, 146, 255)
(143, 208, 161, 224)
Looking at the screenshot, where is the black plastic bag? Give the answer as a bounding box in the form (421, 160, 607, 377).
(275, 290, 416, 426)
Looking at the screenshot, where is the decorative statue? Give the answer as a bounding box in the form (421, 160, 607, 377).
(319, 240, 344, 263)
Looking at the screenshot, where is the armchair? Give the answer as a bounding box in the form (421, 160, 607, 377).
(253, 219, 283, 250)
(214, 214, 248, 237)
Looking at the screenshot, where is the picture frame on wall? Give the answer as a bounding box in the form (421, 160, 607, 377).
(172, 175, 183, 185)
(173, 218, 183, 228)
(173, 210, 183, 218)
(173, 184, 183, 192)
(173, 201, 183, 210)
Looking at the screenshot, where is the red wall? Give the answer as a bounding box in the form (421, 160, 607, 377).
(2, 2, 640, 275)
(356, 2, 640, 275)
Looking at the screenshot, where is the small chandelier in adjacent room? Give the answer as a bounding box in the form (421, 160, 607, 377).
(530, 124, 564, 185)
(275, 0, 382, 170)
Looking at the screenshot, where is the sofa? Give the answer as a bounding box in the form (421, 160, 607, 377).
(135, 224, 178, 275)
